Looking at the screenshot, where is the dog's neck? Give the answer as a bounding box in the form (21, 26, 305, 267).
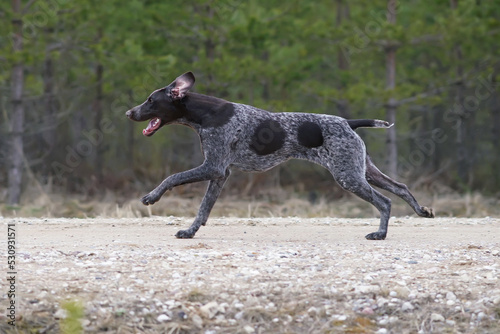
(173, 92, 236, 131)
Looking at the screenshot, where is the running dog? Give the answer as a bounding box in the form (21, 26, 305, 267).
(126, 72, 434, 240)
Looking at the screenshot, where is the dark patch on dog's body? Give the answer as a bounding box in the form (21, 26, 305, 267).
(297, 121, 324, 148)
(250, 119, 286, 155)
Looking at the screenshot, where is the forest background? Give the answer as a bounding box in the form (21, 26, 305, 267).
(1, 0, 499, 217)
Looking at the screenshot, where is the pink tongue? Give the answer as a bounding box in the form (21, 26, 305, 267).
(143, 118, 160, 136)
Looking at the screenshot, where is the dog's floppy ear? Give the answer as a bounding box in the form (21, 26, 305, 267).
(169, 72, 195, 100)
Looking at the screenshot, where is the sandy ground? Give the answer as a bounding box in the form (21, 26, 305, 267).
(1, 216, 500, 333)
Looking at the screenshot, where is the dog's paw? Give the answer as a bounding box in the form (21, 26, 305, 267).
(175, 229, 195, 239)
(420, 206, 435, 218)
(141, 191, 161, 206)
(365, 231, 387, 240)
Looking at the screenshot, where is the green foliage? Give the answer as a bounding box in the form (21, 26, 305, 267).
(59, 300, 84, 334)
(1, 0, 499, 196)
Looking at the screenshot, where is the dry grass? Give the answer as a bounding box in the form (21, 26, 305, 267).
(2, 188, 499, 219)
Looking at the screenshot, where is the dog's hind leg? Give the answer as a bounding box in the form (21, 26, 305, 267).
(175, 169, 231, 239)
(365, 155, 434, 218)
(326, 158, 392, 239)
(339, 178, 392, 240)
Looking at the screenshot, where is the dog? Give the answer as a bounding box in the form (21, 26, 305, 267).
(126, 72, 434, 240)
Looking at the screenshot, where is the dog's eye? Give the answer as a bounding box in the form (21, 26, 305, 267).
(147, 97, 152, 103)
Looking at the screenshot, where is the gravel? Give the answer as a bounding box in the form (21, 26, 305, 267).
(1, 216, 499, 333)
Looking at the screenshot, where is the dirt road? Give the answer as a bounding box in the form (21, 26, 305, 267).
(1, 217, 499, 333)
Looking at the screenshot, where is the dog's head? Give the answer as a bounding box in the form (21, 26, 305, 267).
(126, 72, 195, 136)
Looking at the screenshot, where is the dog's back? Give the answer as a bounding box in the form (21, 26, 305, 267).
(226, 103, 356, 172)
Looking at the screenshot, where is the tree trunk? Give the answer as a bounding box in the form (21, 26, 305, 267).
(42, 55, 57, 176)
(93, 63, 104, 182)
(433, 106, 442, 173)
(8, 0, 24, 205)
(450, 0, 468, 186)
(491, 92, 500, 188)
(336, 0, 351, 119)
(385, 0, 398, 178)
(127, 90, 135, 170)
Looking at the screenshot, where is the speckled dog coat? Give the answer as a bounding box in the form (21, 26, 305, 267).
(126, 72, 434, 240)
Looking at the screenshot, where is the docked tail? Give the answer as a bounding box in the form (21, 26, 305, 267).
(347, 119, 394, 130)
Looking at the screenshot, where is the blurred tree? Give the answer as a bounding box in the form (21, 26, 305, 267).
(0, 0, 499, 204)
(8, 0, 24, 205)
(384, 0, 398, 178)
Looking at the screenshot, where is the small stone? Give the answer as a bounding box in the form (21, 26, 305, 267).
(477, 312, 486, 321)
(54, 309, 67, 319)
(266, 303, 277, 312)
(356, 285, 380, 293)
(307, 306, 318, 316)
(157, 314, 171, 322)
(377, 298, 389, 308)
(376, 329, 388, 334)
(200, 301, 219, 319)
(389, 291, 398, 297)
(192, 314, 203, 329)
(446, 292, 457, 301)
(446, 300, 455, 306)
(431, 313, 445, 322)
(244, 325, 255, 333)
(80, 319, 91, 327)
(446, 319, 456, 326)
(332, 314, 347, 322)
(460, 274, 471, 282)
(389, 316, 398, 324)
(361, 307, 374, 315)
(219, 303, 228, 313)
(215, 314, 226, 323)
(401, 302, 414, 311)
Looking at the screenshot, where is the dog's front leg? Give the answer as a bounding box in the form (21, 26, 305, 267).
(141, 163, 226, 206)
(176, 169, 231, 239)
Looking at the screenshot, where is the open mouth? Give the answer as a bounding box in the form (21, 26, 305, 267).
(143, 117, 161, 136)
